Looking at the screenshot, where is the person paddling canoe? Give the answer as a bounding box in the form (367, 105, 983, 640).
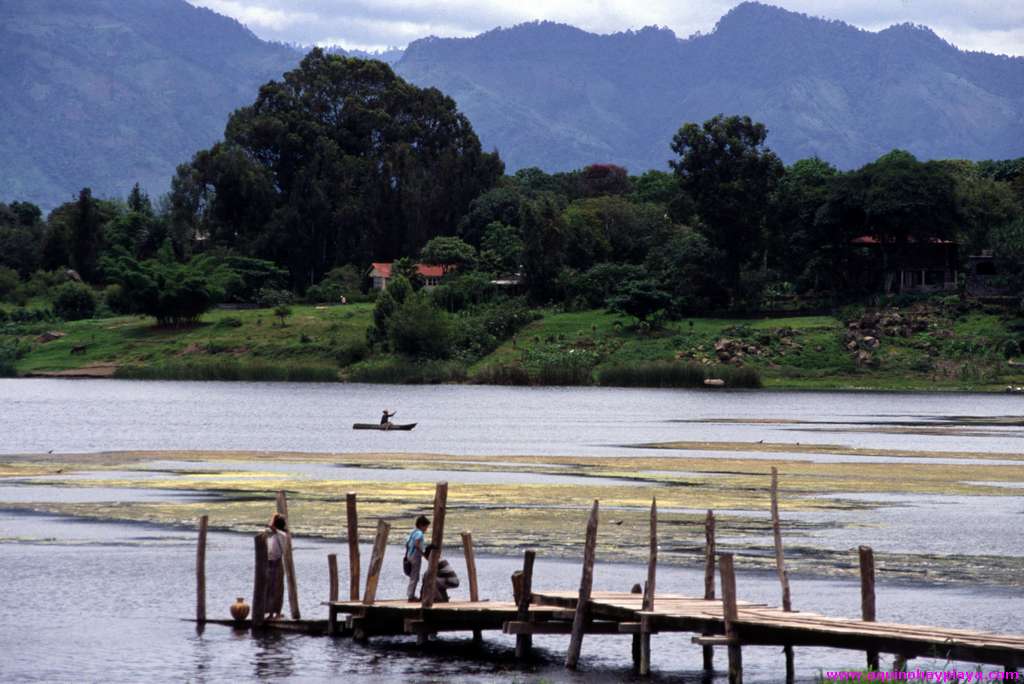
(380, 409, 397, 429)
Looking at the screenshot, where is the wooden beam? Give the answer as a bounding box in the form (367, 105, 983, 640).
(505, 621, 623, 635)
(421, 482, 448, 609)
(362, 519, 391, 605)
(252, 532, 268, 629)
(720, 553, 743, 684)
(566, 499, 599, 670)
(859, 545, 879, 670)
(639, 497, 657, 676)
(703, 509, 717, 672)
(461, 531, 482, 645)
(277, 491, 300, 620)
(346, 492, 360, 601)
(693, 636, 735, 646)
(770, 468, 794, 681)
(516, 550, 536, 659)
(196, 514, 208, 623)
(328, 553, 339, 603)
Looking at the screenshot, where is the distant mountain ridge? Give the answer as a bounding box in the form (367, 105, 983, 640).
(3, 1, 1023, 210)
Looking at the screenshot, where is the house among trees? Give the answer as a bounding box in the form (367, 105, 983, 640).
(368, 262, 447, 289)
(850, 236, 958, 294)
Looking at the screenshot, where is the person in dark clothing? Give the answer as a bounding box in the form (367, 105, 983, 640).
(423, 544, 460, 602)
(265, 513, 289, 620)
(380, 409, 396, 426)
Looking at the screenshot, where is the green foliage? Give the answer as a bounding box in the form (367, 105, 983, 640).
(103, 284, 132, 315)
(52, 282, 97, 321)
(273, 304, 292, 327)
(255, 288, 293, 308)
(347, 358, 466, 384)
(0, 267, 20, 300)
(420, 236, 477, 272)
(432, 271, 498, 313)
(596, 361, 765, 388)
(117, 360, 338, 382)
(479, 221, 524, 274)
(306, 265, 364, 303)
(580, 164, 631, 197)
(519, 194, 565, 303)
(387, 295, 453, 359)
(520, 346, 598, 385)
(607, 279, 671, 324)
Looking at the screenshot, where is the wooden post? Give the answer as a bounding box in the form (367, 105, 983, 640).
(515, 549, 536, 659)
(277, 491, 300, 620)
(630, 583, 643, 669)
(461, 531, 482, 645)
(196, 515, 208, 623)
(421, 482, 448, 609)
(328, 553, 339, 603)
(511, 571, 524, 604)
(566, 499, 599, 670)
(346, 492, 360, 601)
(719, 553, 742, 684)
(362, 519, 391, 605)
(252, 532, 267, 629)
(703, 510, 717, 672)
(639, 497, 656, 676)
(859, 545, 879, 670)
(770, 468, 794, 681)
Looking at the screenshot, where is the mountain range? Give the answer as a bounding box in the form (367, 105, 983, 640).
(3, 0, 1023, 210)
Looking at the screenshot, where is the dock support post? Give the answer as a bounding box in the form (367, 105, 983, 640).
(362, 519, 391, 606)
(346, 492, 360, 601)
(770, 468, 794, 682)
(702, 510, 717, 672)
(639, 497, 657, 676)
(196, 514, 208, 624)
(277, 490, 300, 620)
(421, 482, 448, 610)
(566, 499, 599, 670)
(858, 545, 879, 670)
(515, 550, 536, 659)
(461, 531, 482, 646)
(328, 553, 339, 602)
(720, 553, 742, 684)
(252, 532, 268, 630)
(631, 583, 643, 669)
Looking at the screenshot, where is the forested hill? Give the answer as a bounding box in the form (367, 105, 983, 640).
(396, 2, 1024, 173)
(0, 0, 299, 210)
(4, 0, 1024, 210)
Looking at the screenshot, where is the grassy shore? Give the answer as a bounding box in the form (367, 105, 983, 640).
(3, 302, 1024, 390)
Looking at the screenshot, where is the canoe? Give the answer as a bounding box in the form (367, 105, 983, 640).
(352, 423, 417, 431)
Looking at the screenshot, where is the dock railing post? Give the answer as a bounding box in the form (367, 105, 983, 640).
(859, 545, 879, 670)
(328, 553, 339, 602)
(515, 549, 536, 659)
(639, 497, 657, 676)
(719, 553, 742, 684)
(421, 482, 448, 610)
(461, 531, 482, 645)
(631, 583, 643, 669)
(770, 468, 795, 681)
(252, 532, 268, 629)
(703, 510, 717, 672)
(362, 519, 391, 606)
(277, 490, 301, 619)
(346, 492, 360, 601)
(566, 499, 599, 670)
(196, 514, 208, 624)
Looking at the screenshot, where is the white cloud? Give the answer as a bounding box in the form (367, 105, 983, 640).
(187, 1, 1024, 55)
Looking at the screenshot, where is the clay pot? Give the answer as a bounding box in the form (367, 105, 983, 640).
(230, 597, 250, 622)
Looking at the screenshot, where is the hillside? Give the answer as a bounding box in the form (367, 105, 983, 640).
(3, 1, 1023, 209)
(0, 0, 299, 209)
(396, 2, 1024, 172)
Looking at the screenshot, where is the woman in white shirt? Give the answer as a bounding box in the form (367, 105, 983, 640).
(265, 513, 289, 620)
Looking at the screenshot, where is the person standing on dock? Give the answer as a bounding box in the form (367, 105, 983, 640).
(404, 515, 430, 601)
(423, 544, 460, 602)
(265, 513, 289, 620)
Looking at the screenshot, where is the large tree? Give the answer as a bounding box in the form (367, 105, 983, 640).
(171, 49, 503, 288)
(670, 115, 784, 291)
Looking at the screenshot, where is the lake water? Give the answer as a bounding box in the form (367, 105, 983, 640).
(1, 379, 1023, 682)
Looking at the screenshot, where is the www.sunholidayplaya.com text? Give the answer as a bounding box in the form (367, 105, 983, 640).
(824, 671, 1019, 681)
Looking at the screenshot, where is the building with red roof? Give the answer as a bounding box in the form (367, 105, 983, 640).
(368, 262, 448, 289)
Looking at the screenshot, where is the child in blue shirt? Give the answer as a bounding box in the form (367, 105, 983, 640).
(405, 515, 430, 601)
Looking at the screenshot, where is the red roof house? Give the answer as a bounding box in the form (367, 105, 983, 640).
(368, 262, 448, 289)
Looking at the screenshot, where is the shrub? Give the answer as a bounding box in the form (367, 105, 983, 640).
(273, 304, 292, 327)
(596, 361, 762, 388)
(116, 360, 338, 382)
(336, 339, 369, 366)
(103, 284, 132, 314)
(347, 358, 466, 384)
(53, 282, 97, 320)
(471, 362, 531, 385)
(388, 295, 452, 358)
(257, 288, 294, 308)
(213, 317, 243, 329)
(1002, 338, 1019, 358)
(0, 266, 19, 300)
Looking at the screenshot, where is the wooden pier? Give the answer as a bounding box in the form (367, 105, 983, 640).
(194, 480, 1024, 681)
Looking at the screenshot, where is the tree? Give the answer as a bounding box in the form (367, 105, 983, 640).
(368, 274, 412, 346)
(0, 201, 44, 277)
(769, 157, 839, 290)
(68, 188, 104, 282)
(519, 195, 565, 303)
(670, 115, 784, 291)
(274, 304, 292, 327)
(52, 282, 97, 321)
(457, 187, 528, 246)
(479, 222, 524, 274)
(645, 228, 728, 315)
(607, 278, 670, 324)
(170, 49, 503, 288)
(580, 164, 631, 197)
(420, 236, 477, 274)
(387, 295, 452, 358)
(561, 196, 672, 270)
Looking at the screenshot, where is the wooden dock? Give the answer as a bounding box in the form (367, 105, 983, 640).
(194, 480, 1024, 682)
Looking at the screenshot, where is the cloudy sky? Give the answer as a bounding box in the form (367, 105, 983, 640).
(188, 1, 1024, 57)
